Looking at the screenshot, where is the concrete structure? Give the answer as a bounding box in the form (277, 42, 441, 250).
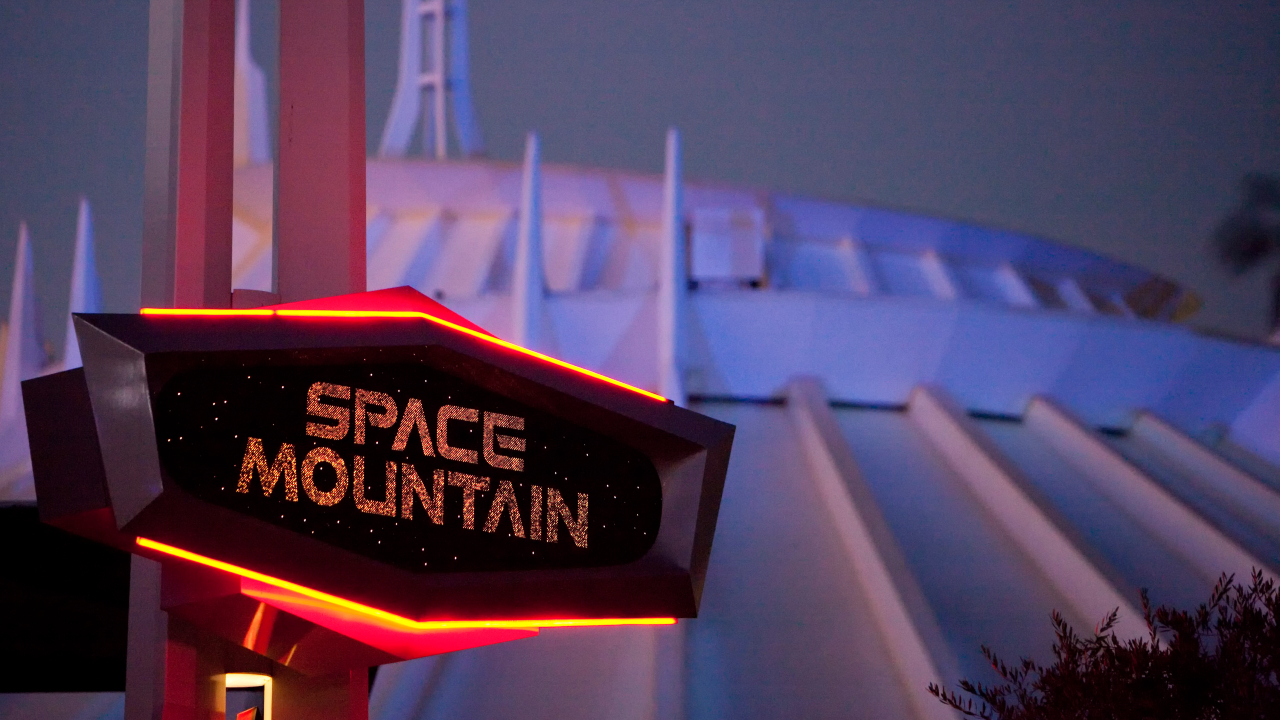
(3, 0, 1279, 717)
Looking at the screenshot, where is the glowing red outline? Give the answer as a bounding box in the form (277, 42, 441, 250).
(137, 537, 676, 630)
(139, 307, 668, 402)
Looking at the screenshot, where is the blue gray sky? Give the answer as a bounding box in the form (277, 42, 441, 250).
(1, 0, 1277, 348)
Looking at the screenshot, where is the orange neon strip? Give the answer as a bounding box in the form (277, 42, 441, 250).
(273, 309, 423, 319)
(140, 307, 274, 317)
(136, 537, 676, 630)
(139, 307, 668, 402)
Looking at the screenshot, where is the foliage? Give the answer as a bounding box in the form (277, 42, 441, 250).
(1213, 174, 1280, 328)
(1216, 174, 1280, 275)
(928, 570, 1280, 719)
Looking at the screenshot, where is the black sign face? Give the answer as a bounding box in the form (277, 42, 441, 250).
(149, 347, 663, 573)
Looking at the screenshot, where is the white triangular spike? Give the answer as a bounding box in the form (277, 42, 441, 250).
(62, 197, 102, 370)
(658, 128, 686, 406)
(0, 222, 46, 424)
(0, 222, 47, 499)
(233, 0, 271, 166)
(513, 132, 544, 351)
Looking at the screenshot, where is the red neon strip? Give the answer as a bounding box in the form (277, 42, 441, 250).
(136, 537, 676, 631)
(139, 307, 668, 403)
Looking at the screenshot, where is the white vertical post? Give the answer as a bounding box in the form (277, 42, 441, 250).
(447, 0, 484, 156)
(513, 132, 544, 350)
(63, 198, 102, 370)
(658, 128, 686, 406)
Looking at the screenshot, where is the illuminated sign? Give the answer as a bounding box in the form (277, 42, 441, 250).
(152, 347, 663, 572)
(26, 288, 734, 670)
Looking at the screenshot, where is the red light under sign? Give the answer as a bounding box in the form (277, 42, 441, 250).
(137, 537, 676, 632)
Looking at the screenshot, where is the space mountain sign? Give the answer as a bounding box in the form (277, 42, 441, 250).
(157, 354, 661, 572)
(25, 289, 733, 656)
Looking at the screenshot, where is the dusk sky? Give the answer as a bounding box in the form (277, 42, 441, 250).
(1, 0, 1277, 347)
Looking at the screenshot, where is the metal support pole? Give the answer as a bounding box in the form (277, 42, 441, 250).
(133, 1, 237, 714)
(133, 1, 372, 716)
(275, 0, 367, 301)
(125, 557, 227, 720)
(140, 0, 236, 310)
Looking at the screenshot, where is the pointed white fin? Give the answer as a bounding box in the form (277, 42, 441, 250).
(62, 198, 102, 370)
(1, 222, 46, 424)
(0, 222, 47, 499)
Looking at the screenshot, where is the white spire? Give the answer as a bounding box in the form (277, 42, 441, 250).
(658, 128, 686, 406)
(0, 222, 47, 426)
(62, 198, 102, 370)
(379, 0, 485, 159)
(380, 0, 423, 158)
(0, 223, 45, 499)
(233, 0, 270, 167)
(513, 132, 544, 350)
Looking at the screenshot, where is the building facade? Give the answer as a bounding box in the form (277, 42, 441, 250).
(2, 1, 1279, 717)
